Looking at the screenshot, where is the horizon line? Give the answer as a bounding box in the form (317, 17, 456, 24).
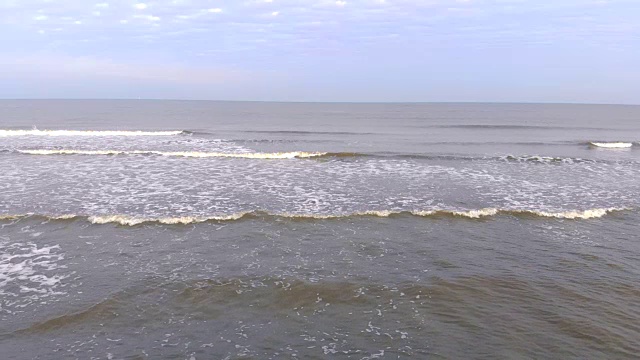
(1, 98, 639, 106)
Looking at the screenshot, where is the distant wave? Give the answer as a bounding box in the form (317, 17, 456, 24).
(412, 208, 626, 219)
(16, 149, 330, 159)
(0, 208, 628, 225)
(242, 130, 374, 135)
(389, 153, 599, 164)
(9, 149, 627, 164)
(498, 155, 595, 164)
(430, 125, 609, 130)
(402, 154, 595, 163)
(589, 142, 634, 148)
(0, 129, 185, 137)
(88, 213, 248, 225)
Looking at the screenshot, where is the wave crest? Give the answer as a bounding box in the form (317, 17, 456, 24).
(510, 208, 621, 219)
(500, 155, 593, 164)
(589, 142, 633, 148)
(87, 213, 249, 226)
(16, 149, 329, 159)
(0, 208, 628, 225)
(0, 129, 184, 137)
(11, 149, 631, 163)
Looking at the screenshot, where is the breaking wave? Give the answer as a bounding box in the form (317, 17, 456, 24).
(87, 213, 248, 225)
(10, 150, 621, 164)
(432, 125, 607, 130)
(499, 155, 595, 164)
(589, 142, 634, 148)
(0, 129, 184, 137)
(243, 130, 374, 135)
(16, 149, 329, 159)
(0, 208, 628, 225)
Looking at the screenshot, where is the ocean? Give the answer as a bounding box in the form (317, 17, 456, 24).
(1, 100, 639, 359)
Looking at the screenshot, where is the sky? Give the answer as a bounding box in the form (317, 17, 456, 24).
(0, 0, 639, 103)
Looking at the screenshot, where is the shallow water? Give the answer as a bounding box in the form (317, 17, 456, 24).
(1, 100, 639, 359)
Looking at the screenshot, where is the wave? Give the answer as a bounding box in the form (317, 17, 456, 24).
(0, 214, 77, 221)
(384, 153, 599, 164)
(589, 142, 634, 148)
(11, 149, 614, 164)
(498, 155, 594, 164)
(243, 130, 374, 135)
(0, 208, 628, 225)
(431, 125, 609, 130)
(510, 208, 620, 219)
(0, 129, 185, 137)
(16, 149, 329, 159)
(88, 213, 248, 225)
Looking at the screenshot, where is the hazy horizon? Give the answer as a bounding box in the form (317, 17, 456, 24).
(3, 98, 640, 106)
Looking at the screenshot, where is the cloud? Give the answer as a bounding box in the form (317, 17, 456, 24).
(1, 2, 635, 53)
(0, 0, 638, 102)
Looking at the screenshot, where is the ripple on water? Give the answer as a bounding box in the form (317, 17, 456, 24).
(6, 274, 639, 359)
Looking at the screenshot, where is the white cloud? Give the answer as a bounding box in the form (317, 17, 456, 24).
(2, 0, 636, 63)
(134, 14, 161, 21)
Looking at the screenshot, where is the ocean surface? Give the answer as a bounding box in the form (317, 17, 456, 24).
(1, 100, 639, 359)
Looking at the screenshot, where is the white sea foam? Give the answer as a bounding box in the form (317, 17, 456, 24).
(84, 208, 626, 224)
(352, 210, 397, 217)
(0, 207, 628, 226)
(450, 208, 500, 218)
(589, 142, 633, 148)
(0, 213, 78, 221)
(17, 149, 328, 159)
(87, 213, 249, 226)
(500, 155, 591, 164)
(1, 242, 68, 312)
(19, 150, 125, 156)
(410, 210, 437, 217)
(515, 208, 624, 219)
(353, 208, 622, 220)
(49, 214, 79, 220)
(411, 208, 500, 218)
(0, 129, 184, 137)
(276, 210, 398, 219)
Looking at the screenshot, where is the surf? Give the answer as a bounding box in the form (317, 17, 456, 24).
(589, 142, 633, 148)
(16, 149, 330, 159)
(10, 150, 617, 163)
(0, 208, 628, 226)
(0, 129, 185, 137)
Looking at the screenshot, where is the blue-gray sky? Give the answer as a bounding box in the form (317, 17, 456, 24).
(1, 0, 639, 103)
